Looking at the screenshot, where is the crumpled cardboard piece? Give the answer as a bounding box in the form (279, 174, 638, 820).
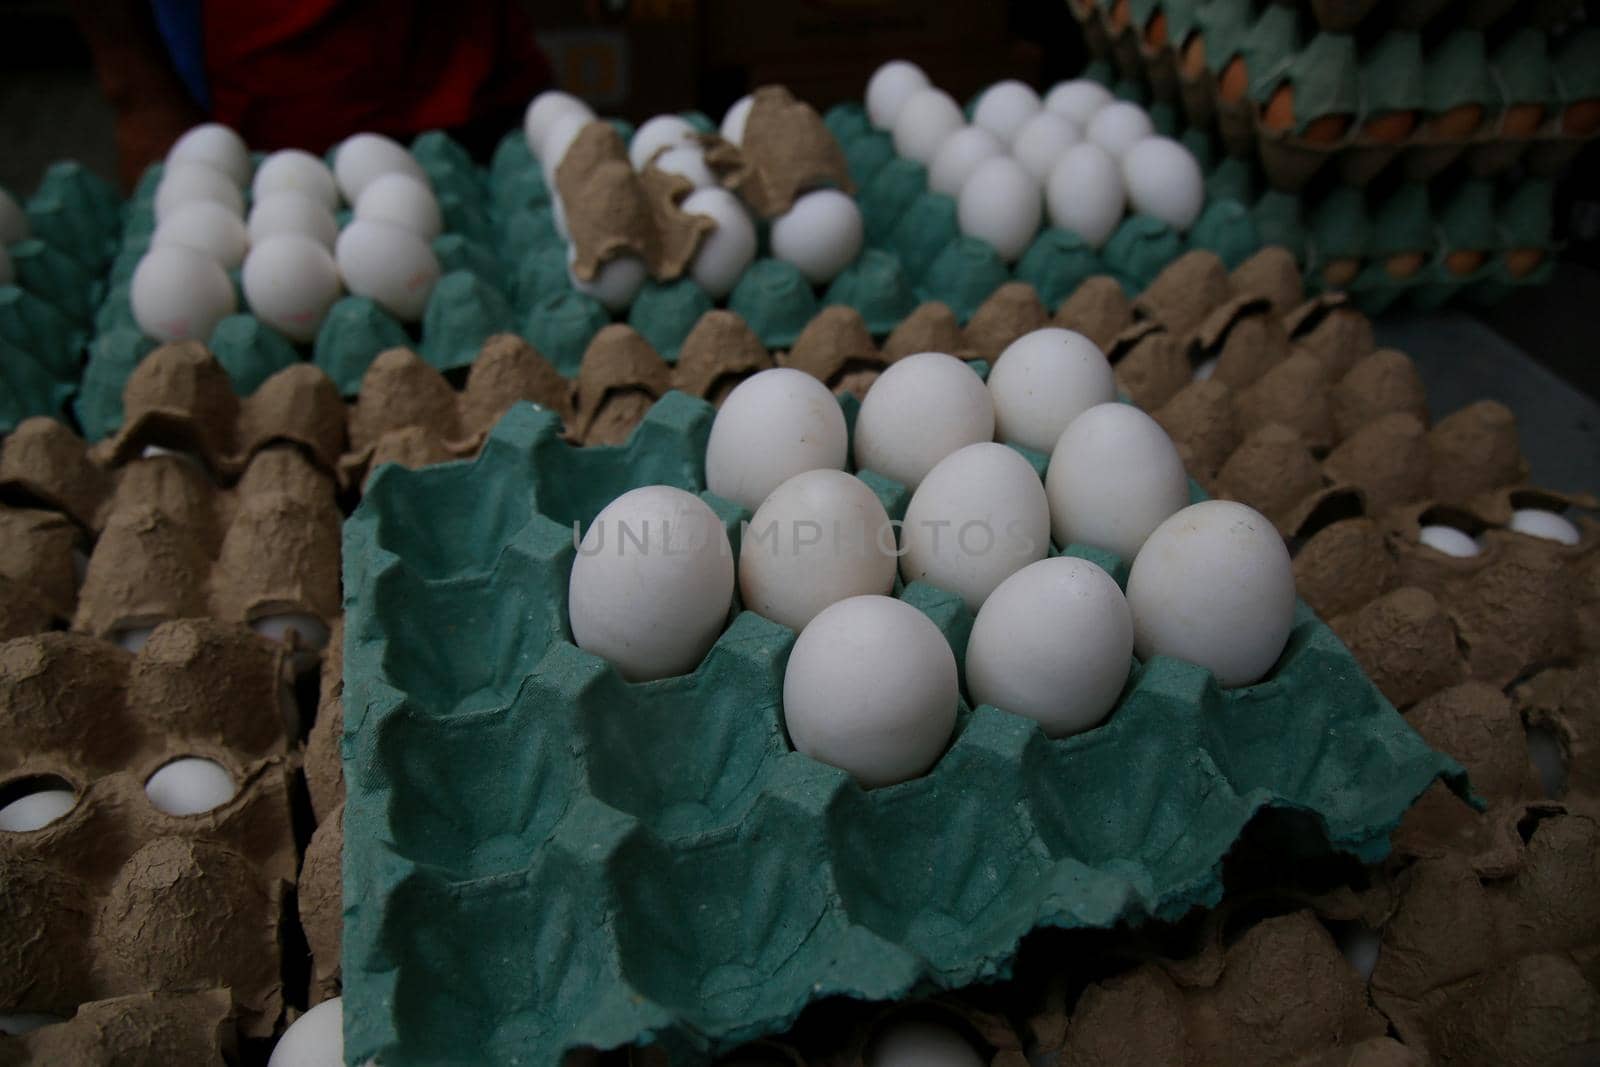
(1234, 350, 1335, 451)
(341, 389, 1462, 1066)
(0, 508, 82, 639)
(1135, 250, 1233, 339)
(1323, 413, 1432, 513)
(300, 802, 343, 1004)
(1053, 275, 1132, 353)
(883, 301, 972, 364)
(1229, 246, 1305, 316)
(670, 310, 774, 405)
(1426, 400, 1527, 505)
(705, 85, 854, 219)
(1331, 349, 1429, 441)
(779, 306, 882, 400)
(963, 282, 1048, 362)
(1155, 378, 1239, 485)
(1112, 325, 1190, 411)
(1216, 423, 1327, 530)
(555, 122, 714, 284)
(1330, 586, 1469, 709)
(1293, 515, 1397, 621)
(571, 324, 673, 446)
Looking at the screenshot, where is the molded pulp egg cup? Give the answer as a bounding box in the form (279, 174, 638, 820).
(342, 389, 1467, 1066)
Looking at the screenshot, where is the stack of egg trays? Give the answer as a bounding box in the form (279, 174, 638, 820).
(1071, 0, 1600, 193)
(823, 101, 1265, 315)
(1195, 136, 1560, 313)
(0, 619, 299, 1058)
(341, 385, 1465, 1066)
(2, 163, 122, 434)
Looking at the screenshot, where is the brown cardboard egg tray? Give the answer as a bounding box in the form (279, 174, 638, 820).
(0, 620, 300, 1058)
(1076, 5, 1598, 191)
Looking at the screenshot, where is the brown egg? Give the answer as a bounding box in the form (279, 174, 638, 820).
(1363, 110, 1418, 143)
(1219, 56, 1249, 102)
(1427, 103, 1485, 139)
(1181, 36, 1207, 80)
(1385, 252, 1426, 280)
(1145, 10, 1168, 48)
(1322, 258, 1362, 289)
(1505, 248, 1546, 278)
(1562, 99, 1600, 136)
(1264, 85, 1351, 140)
(1500, 103, 1546, 137)
(1445, 250, 1487, 276)
(1109, 0, 1130, 30)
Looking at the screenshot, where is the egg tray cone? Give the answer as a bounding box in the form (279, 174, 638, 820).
(0, 620, 300, 1041)
(341, 386, 1463, 1065)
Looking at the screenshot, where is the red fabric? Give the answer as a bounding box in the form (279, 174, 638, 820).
(201, 0, 548, 153)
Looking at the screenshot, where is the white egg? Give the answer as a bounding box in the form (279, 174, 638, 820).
(252, 148, 340, 211)
(901, 443, 1050, 611)
(866, 60, 932, 130)
(243, 234, 343, 343)
(928, 125, 1006, 198)
(131, 244, 238, 342)
(1122, 136, 1204, 230)
(1011, 111, 1082, 184)
(145, 757, 237, 815)
(1508, 508, 1581, 546)
(114, 624, 159, 653)
(1045, 79, 1115, 125)
(682, 187, 757, 299)
(783, 595, 958, 788)
(868, 1019, 985, 1067)
(720, 94, 755, 145)
(972, 79, 1043, 144)
(0, 789, 76, 832)
(268, 997, 343, 1067)
(892, 87, 965, 165)
(630, 115, 698, 170)
(1086, 102, 1155, 160)
(957, 156, 1040, 263)
(251, 612, 331, 651)
(855, 352, 995, 490)
(568, 249, 648, 314)
(1193, 356, 1219, 381)
(1046, 403, 1189, 560)
(248, 190, 339, 249)
(0, 186, 29, 245)
(1046, 142, 1125, 248)
(740, 469, 897, 631)
(1126, 500, 1296, 687)
(967, 556, 1133, 737)
(651, 144, 716, 189)
(1338, 925, 1382, 983)
(333, 132, 426, 205)
(155, 163, 245, 222)
(355, 172, 441, 240)
(538, 111, 593, 171)
(1418, 525, 1480, 558)
(151, 199, 249, 269)
(705, 367, 849, 511)
(987, 328, 1115, 454)
(0, 244, 11, 286)
(524, 91, 594, 155)
(167, 123, 250, 187)
(770, 189, 863, 285)
(568, 486, 735, 682)
(335, 218, 441, 322)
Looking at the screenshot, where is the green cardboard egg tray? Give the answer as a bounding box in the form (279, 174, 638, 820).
(342, 387, 1465, 1066)
(2, 162, 121, 433)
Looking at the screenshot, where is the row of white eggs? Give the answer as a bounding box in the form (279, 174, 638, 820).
(0, 186, 30, 286)
(522, 90, 865, 311)
(567, 328, 1296, 789)
(0, 756, 238, 833)
(866, 60, 1204, 258)
(132, 124, 450, 345)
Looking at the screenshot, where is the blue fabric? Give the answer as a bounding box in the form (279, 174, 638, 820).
(149, 0, 211, 112)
